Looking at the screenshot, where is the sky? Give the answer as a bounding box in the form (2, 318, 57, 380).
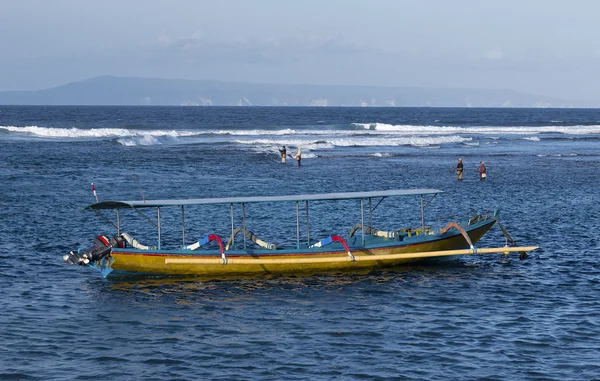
(1, 0, 599, 100)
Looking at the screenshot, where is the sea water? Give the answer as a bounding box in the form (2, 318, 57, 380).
(0, 106, 599, 380)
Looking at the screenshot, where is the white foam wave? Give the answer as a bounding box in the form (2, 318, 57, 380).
(251, 144, 320, 159)
(117, 136, 164, 146)
(212, 128, 298, 136)
(536, 153, 577, 157)
(4, 123, 600, 142)
(522, 136, 541, 141)
(352, 123, 600, 135)
(370, 152, 394, 157)
(0, 125, 182, 139)
(234, 135, 470, 149)
(234, 139, 336, 151)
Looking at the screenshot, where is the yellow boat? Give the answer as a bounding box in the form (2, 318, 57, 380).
(64, 189, 538, 277)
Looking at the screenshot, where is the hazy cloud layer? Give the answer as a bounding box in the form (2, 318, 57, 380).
(0, 0, 599, 100)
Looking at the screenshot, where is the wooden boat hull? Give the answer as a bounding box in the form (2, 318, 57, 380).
(105, 219, 496, 277)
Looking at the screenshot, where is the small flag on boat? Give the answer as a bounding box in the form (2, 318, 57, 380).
(91, 183, 98, 202)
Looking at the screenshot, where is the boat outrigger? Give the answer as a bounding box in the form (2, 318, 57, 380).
(64, 189, 538, 278)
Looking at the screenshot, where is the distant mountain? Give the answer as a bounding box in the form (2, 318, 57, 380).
(0, 75, 591, 107)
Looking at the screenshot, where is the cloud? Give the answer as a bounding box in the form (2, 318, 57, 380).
(484, 47, 504, 60)
(150, 32, 372, 65)
(156, 32, 171, 46)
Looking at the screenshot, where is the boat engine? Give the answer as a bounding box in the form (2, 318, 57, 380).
(64, 235, 120, 265)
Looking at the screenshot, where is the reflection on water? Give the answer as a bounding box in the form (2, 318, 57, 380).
(101, 259, 488, 298)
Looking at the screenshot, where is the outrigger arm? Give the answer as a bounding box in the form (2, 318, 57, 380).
(493, 217, 528, 260)
(165, 246, 539, 266)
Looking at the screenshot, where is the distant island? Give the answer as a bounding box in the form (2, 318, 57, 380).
(0, 75, 591, 107)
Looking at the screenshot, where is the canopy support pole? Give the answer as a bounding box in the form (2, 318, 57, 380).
(296, 202, 300, 249)
(420, 195, 425, 233)
(157, 207, 161, 250)
(116, 209, 120, 236)
(181, 206, 185, 247)
(369, 198, 372, 230)
(305, 201, 310, 247)
(361, 199, 365, 246)
(242, 203, 247, 250)
(230, 203, 234, 248)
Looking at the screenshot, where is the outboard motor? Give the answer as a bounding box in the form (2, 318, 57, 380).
(64, 235, 113, 265)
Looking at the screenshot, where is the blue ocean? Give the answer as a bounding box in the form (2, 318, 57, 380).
(1, 106, 599, 380)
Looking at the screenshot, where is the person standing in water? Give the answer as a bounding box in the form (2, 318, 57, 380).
(279, 146, 287, 164)
(454, 158, 464, 180)
(477, 161, 487, 180)
(295, 146, 302, 167)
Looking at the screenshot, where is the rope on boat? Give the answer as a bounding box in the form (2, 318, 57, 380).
(164, 246, 539, 265)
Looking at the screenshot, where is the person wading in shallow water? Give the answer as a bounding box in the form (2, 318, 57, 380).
(454, 158, 464, 180)
(295, 146, 302, 167)
(279, 146, 287, 164)
(476, 161, 487, 180)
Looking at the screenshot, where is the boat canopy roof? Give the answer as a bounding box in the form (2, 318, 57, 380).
(85, 189, 444, 210)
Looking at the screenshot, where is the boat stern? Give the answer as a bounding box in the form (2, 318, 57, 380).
(64, 235, 120, 277)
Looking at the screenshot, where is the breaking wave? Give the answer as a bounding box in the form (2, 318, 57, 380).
(352, 123, 600, 135)
(116, 136, 166, 146)
(3, 123, 600, 142)
(370, 152, 394, 157)
(536, 153, 578, 157)
(0, 125, 189, 139)
(233, 135, 470, 149)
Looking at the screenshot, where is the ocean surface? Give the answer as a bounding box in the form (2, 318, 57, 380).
(0, 106, 599, 380)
